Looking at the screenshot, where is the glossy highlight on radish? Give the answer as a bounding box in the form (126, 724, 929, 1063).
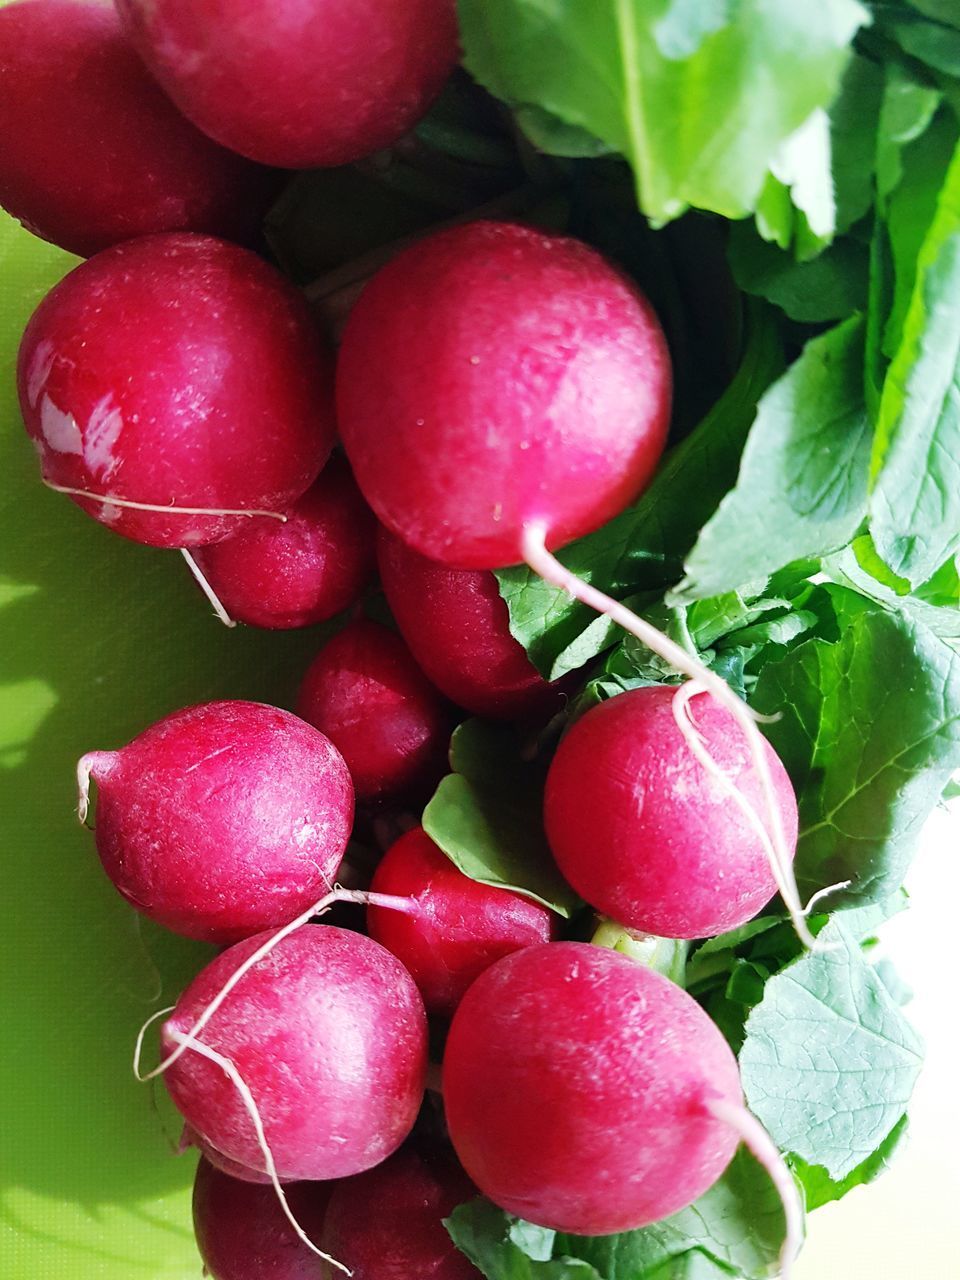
(0, 1, 279, 258)
(544, 684, 798, 939)
(378, 525, 562, 720)
(297, 619, 453, 806)
(17, 233, 335, 547)
(78, 700, 353, 943)
(161, 925, 428, 1182)
(337, 220, 672, 570)
(192, 456, 377, 629)
(367, 827, 558, 1016)
(115, 0, 460, 169)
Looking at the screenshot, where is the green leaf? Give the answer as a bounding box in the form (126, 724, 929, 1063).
(676, 316, 870, 602)
(446, 1201, 602, 1279)
(515, 106, 613, 157)
(906, 0, 960, 27)
(791, 1113, 909, 1209)
(496, 305, 783, 679)
(740, 919, 923, 1179)
(556, 1149, 791, 1280)
(755, 109, 836, 256)
(870, 135, 960, 584)
(752, 608, 960, 905)
(423, 720, 578, 916)
(728, 224, 869, 322)
(458, 0, 868, 226)
(831, 54, 886, 231)
(823, 535, 960, 639)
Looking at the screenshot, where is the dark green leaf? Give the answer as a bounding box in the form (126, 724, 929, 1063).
(676, 316, 870, 601)
(445, 1201, 601, 1279)
(515, 107, 613, 157)
(740, 919, 923, 1178)
(831, 54, 886, 231)
(752, 609, 960, 905)
(458, 0, 867, 225)
(422, 721, 578, 916)
(728, 224, 869, 322)
(791, 1114, 909, 1209)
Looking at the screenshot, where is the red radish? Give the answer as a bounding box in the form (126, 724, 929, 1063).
(115, 0, 460, 169)
(186, 1128, 274, 1185)
(443, 943, 801, 1266)
(77, 701, 353, 944)
(367, 827, 558, 1016)
(297, 619, 453, 806)
(161, 925, 428, 1182)
(544, 685, 798, 939)
(17, 233, 334, 547)
(320, 1144, 481, 1279)
(0, 1, 279, 258)
(191, 456, 377, 629)
(193, 1159, 332, 1280)
(377, 526, 562, 720)
(337, 220, 671, 571)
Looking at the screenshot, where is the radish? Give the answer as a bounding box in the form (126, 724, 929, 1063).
(544, 685, 799, 939)
(320, 1144, 481, 1279)
(193, 1158, 332, 1280)
(377, 526, 563, 720)
(297, 619, 453, 806)
(114, 0, 460, 169)
(367, 827, 558, 1016)
(191, 456, 377, 629)
(17, 233, 334, 547)
(185, 1127, 274, 1185)
(77, 701, 353, 943)
(157, 925, 428, 1186)
(442, 943, 800, 1272)
(0, 1, 278, 258)
(337, 220, 813, 944)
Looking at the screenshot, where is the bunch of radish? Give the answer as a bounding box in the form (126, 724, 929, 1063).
(3, 2, 811, 1275)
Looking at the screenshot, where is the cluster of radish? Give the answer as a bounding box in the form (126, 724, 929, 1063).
(4, 2, 810, 1276)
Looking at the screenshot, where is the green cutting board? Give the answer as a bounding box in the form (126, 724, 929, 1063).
(0, 210, 326, 1275)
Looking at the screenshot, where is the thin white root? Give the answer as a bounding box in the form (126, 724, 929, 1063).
(76, 751, 112, 824)
(706, 1098, 803, 1280)
(42, 479, 287, 522)
(180, 549, 236, 628)
(803, 879, 853, 916)
(521, 522, 815, 950)
(167, 1029, 350, 1277)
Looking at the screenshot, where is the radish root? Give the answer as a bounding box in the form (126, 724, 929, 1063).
(76, 751, 114, 824)
(42, 478, 288, 522)
(180, 549, 236, 628)
(522, 522, 815, 949)
(705, 1097, 803, 1280)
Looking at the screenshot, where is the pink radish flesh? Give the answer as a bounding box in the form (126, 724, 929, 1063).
(544, 685, 798, 939)
(442, 942, 741, 1234)
(367, 827, 558, 1016)
(337, 221, 671, 570)
(193, 456, 377, 629)
(320, 1144, 481, 1279)
(193, 1158, 332, 1280)
(114, 0, 460, 169)
(0, 0, 279, 258)
(81, 700, 353, 943)
(297, 619, 453, 806)
(163, 925, 428, 1182)
(377, 525, 563, 720)
(17, 232, 335, 546)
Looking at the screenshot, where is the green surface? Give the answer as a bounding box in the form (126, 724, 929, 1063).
(0, 213, 325, 1276)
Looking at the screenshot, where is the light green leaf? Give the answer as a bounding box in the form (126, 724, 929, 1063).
(791, 1115, 909, 1210)
(459, 0, 868, 225)
(740, 920, 923, 1178)
(423, 721, 578, 916)
(823, 535, 960, 639)
(675, 316, 870, 602)
(752, 609, 960, 905)
(870, 135, 960, 584)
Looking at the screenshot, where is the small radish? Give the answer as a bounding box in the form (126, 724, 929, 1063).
(377, 525, 563, 720)
(17, 233, 334, 547)
(78, 701, 353, 943)
(193, 1158, 332, 1280)
(320, 1144, 481, 1279)
(191, 456, 377, 629)
(185, 1127, 274, 1185)
(443, 942, 800, 1273)
(0, 1, 279, 258)
(367, 827, 558, 1016)
(159, 925, 428, 1183)
(337, 220, 671, 572)
(115, 0, 460, 169)
(544, 685, 799, 939)
(297, 619, 453, 806)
